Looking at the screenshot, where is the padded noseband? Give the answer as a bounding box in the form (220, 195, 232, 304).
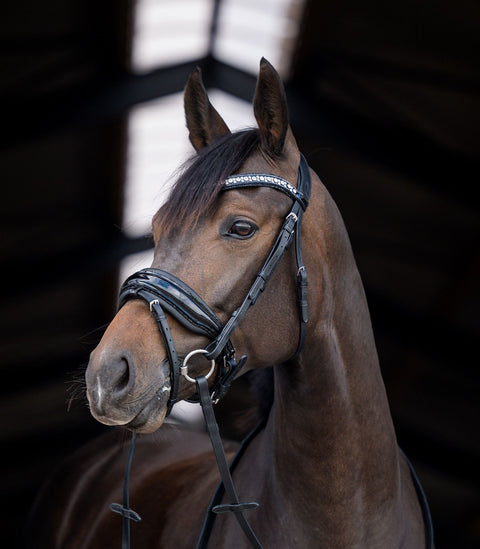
(119, 269, 224, 339)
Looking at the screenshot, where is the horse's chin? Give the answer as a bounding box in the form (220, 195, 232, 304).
(88, 389, 170, 434)
(124, 400, 168, 433)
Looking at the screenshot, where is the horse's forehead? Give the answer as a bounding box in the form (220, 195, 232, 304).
(217, 186, 292, 218)
(153, 177, 291, 236)
(239, 154, 298, 187)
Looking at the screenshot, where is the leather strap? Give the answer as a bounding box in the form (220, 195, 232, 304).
(110, 433, 141, 549)
(196, 376, 263, 549)
(148, 297, 181, 414)
(401, 449, 435, 549)
(196, 419, 266, 549)
(204, 210, 299, 361)
(118, 287, 182, 415)
(205, 154, 311, 362)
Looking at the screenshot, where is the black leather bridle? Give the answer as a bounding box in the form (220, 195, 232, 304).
(118, 154, 311, 415)
(110, 155, 311, 549)
(110, 153, 434, 549)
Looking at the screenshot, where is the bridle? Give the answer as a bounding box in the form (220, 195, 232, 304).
(118, 153, 311, 415)
(108, 153, 435, 549)
(110, 154, 311, 549)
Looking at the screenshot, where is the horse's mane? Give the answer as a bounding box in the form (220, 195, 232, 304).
(154, 129, 261, 236)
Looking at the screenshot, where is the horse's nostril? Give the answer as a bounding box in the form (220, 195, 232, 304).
(110, 356, 133, 396)
(116, 358, 130, 391)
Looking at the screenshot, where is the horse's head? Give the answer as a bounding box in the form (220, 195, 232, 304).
(86, 59, 315, 433)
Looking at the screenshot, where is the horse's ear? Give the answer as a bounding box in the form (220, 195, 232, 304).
(253, 58, 290, 157)
(184, 67, 231, 152)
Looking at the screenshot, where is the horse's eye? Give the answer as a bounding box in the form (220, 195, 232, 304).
(228, 220, 257, 239)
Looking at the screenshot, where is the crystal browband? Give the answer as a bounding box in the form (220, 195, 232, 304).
(224, 173, 307, 208)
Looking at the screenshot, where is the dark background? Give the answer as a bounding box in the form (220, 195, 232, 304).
(1, 1, 479, 547)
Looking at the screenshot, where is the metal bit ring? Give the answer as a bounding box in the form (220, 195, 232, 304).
(180, 349, 216, 383)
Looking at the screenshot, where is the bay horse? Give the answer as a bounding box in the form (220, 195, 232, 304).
(28, 58, 433, 548)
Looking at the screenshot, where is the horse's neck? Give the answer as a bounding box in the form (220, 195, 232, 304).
(266, 194, 404, 542)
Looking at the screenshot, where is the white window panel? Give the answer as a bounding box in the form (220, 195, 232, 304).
(213, 0, 305, 78)
(119, 249, 155, 284)
(132, 0, 212, 72)
(208, 88, 256, 129)
(123, 92, 192, 237)
(123, 89, 254, 238)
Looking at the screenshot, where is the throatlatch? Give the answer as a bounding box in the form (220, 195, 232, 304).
(112, 155, 312, 549)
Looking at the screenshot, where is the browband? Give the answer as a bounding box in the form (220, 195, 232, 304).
(224, 173, 308, 210)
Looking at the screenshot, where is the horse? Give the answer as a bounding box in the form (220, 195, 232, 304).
(27, 58, 433, 549)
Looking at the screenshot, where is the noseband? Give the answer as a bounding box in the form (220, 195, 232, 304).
(118, 154, 312, 414)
